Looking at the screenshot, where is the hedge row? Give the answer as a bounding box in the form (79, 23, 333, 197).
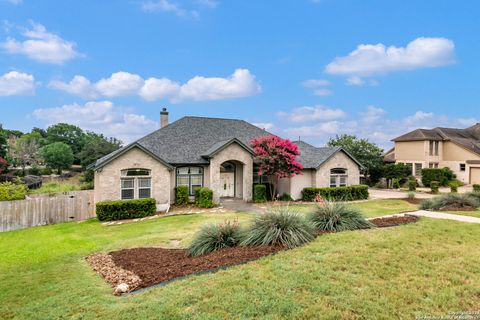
(175, 185, 189, 205)
(421, 168, 455, 187)
(195, 187, 214, 208)
(96, 198, 157, 221)
(253, 184, 267, 203)
(302, 185, 369, 202)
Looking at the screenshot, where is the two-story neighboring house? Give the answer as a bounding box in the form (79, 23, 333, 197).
(385, 123, 480, 185)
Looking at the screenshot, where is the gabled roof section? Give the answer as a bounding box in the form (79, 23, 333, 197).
(392, 123, 480, 155)
(88, 143, 173, 171)
(92, 116, 271, 169)
(201, 138, 254, 158)
(293, 141, 363, 169)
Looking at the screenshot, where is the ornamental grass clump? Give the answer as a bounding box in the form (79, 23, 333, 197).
(188, 220, 242, 256)
(420, 193, 480, 211)
(307, 202, 374, 232)
(241, 206, 315, 249)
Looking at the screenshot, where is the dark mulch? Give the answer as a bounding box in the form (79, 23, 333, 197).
(403, 198, 423, 205)
(110, 246, 283, 289)
(370, 215, 419, 228)
(438, 205, 477, 211)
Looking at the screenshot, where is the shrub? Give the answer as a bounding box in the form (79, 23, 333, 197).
(0, 157, 7, 174)
(408, 179, 417, 192)
(392, 178, 401, 189)
(307, 202, 373, 232)
(473, 184, 480, 193)
(241, 206, 315, 248)
(421, 168, 455, 187)
(407, 191, 416, 199)
(253, 184, 267, 203)
(175, 185, 189, 205)
(0, 178, 28, 201)
(42, 167, 53, 175)
(96, 198, 157, 221)
(188, 220, 242, 256)
(449, 181, 458, 193)
(302, 185, 369, 202)
(430, 181, 439, 194)
(196, 187, 214, 208)
(420, 193, 480, 211)
(374, 181, 386, 189)
(28, 165, 42, 176)
(279, 192, 293, 201)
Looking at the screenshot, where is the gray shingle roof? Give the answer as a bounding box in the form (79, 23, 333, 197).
(92, 116, 363, 170)
(93, 116, 271, 168)
(392, 123, 480, 155)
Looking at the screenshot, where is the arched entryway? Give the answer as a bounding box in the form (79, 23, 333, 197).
(219, 160, 243, 198)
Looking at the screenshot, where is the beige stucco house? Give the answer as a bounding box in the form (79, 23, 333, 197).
(90, 110, 363, 205)
(385, 124, 480, 184)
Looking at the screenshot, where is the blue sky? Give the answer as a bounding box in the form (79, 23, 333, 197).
(0, 0, 478, 149)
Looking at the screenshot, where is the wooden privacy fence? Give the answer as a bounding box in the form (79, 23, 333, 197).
(0, 191, 95, 232)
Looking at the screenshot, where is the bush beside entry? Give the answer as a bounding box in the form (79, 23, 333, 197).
(175, 185, 189, 205)
(195, 187, 214, 208)
(302, 185, 369, 202)
(96, 198, 157, 221)
(421, 168, 455, 187)
(473, 184, 480, 193)
(253, 184, 267, 203)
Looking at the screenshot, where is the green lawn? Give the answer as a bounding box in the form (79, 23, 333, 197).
(446, 210, 480, 218)
(1, 202, 479, 319)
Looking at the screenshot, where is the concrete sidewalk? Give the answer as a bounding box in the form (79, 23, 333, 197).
(374, 210, 480, 224)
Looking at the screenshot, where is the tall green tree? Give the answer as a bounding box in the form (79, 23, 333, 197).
(41, 142, 74, 174)
(327, 134, 384, 184)
(46, 123, 86, 158)
(77, 132, 122, 168)
(0, 125, 7, 158)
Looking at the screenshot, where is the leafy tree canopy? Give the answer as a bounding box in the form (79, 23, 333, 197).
(0, 125, 7, 158)
(46, 123, 86, 156)
(327, 134, 384, 176)
(77, 132, 122, 168)
(41, 142, 74, 174)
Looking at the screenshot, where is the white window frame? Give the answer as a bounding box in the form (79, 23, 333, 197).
(330, 168, 348, 187)
(176, 166, 204, 195)
(414, 163, 423, 176)
(460, 163, 466, 172)
(120, 169, 152, 200)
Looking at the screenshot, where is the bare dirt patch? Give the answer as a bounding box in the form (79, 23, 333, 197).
(370, 215, 419, 228)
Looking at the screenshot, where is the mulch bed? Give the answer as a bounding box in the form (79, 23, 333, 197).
(369, 215, 419, 228)
(87, 216, 420, 295)
(403, 198, 423, 205)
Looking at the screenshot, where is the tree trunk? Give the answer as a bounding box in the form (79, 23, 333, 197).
(269, 175, 279, 201)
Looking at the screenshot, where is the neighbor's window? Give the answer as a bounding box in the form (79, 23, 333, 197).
(120, 169, 151, 200)
(176, 166, 203, 195)
(429, 163, 439, 169)
(460, 163, 466, 172)
(414, 163, 423, 176)
(429, 141, 439, 156)
(330, 168, 348, 187)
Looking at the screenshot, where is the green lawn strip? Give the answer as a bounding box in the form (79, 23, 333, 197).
(1, 212, 479, 319)
(445, 210, 480, 218)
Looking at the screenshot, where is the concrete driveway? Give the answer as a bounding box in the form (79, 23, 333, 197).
(369, 189, 435, 200)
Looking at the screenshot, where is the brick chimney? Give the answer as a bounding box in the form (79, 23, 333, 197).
(160, 108, 169, 128)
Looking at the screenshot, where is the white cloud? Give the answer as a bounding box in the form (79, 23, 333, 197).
(325, 37, 455, 77)
(6, 0, 22, 4)
(175, 68, 261, 102)
(48, 75, 97, 99)
(361, 105, 386, 124)
(313, 88, 332, 96)
(252, 122, 275, 131)
(95, 72, 144, 97)
(50, 68, 261, 103)
(1, 21, 81, 64)
(32, 101, 158, 143)
(278, 105, 346, 123)
(197, 0, 218, 8)
(301, 79, 330, 88)
(139, 77, 180, 101)
(0, 71, 35, 96)
(346, 76, 365, 86)
(142, 0, 198, 17)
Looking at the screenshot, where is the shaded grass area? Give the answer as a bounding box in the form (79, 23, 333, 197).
(28, 181, 82, 195)
(291, 199, 417, 218)
(1, 206, 479, 319)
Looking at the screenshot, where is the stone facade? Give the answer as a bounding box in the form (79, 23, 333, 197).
(208, 143, 253, 203)
(94, 147, 171, 204)
(315, 151, 361, 187)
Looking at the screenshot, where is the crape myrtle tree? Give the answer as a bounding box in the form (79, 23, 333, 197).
(7, 135, 41, 175)
(251, 135, 303, 200)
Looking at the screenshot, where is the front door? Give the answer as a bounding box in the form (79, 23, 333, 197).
(220, 172, 235, 197)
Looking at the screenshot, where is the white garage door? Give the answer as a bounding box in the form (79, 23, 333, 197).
(470, 167, 480, 184)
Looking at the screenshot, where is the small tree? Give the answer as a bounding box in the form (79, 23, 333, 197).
(7, 136, 40, 175)
(0, 156, 7, 174)
(251, 135, 303, 200)
(41, 142, 74, 174)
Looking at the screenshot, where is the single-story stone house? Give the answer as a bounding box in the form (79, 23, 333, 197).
(90, 110, 363, 204)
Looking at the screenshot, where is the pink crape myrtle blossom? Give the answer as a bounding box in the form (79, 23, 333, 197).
(250, 135, 303, 200)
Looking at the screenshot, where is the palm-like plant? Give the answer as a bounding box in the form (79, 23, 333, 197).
(188, 220, 242, 256)
(307, 202, 373, 232)
(241, 205, 315, 249)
